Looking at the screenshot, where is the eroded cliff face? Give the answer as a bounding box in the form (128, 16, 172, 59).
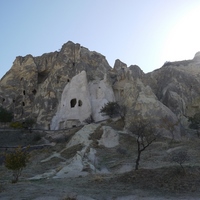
(144, 53, 200, 127)
(0, 41, 199, 138)
(0, 41, 112, 129)
(51, 70, 115, 130)
(112, 60, 181, 139)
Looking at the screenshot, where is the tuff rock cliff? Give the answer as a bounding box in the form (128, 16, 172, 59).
(0, 41, 199, 139)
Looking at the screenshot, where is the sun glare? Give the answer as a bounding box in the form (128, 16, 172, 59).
(163, 4, 200, 62)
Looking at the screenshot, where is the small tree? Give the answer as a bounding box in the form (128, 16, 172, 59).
(169, 150, 190, 171)
(23, 118, 36, 129)
(128, 118, 158, 170)
(0, 106, 13, 123)
(100, 102, 126, 119)
(4, 146, 30, 183)
(161, 116, 178, 141)
(10, 121, 23, 129)
(188, 113, 200, 137)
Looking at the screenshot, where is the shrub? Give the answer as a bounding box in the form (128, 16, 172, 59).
(33, 133, 42, 142)
(4, 146, 30, 183)
(169, 150, 190, 171)
(100, 102, 120, 117)
(10, 121, 23, 129)
(23, 118, 36, 129)
(0, 106, 13, 122)
(188, 113, 200, 128)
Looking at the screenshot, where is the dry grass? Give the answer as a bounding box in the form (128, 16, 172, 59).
(89, 125, 103, 147)
(116, 166, 200, 193)
(60, 144, 83, 159)
(92, 174, 104, 183)
(105, 118, 125, 131)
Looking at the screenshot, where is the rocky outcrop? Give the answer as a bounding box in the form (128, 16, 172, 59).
(144, 56, 200, 127)
(0, 41, 200, 138)
(51, 70, 115, 130)
(0, 41, 112, 129)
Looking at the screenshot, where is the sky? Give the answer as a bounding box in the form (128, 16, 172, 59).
(1, 0, 200, 79)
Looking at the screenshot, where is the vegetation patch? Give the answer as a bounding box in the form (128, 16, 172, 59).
(42, 157, 64, 166)
(116, 166, 200, 193)
(89, 125, 103, 147)
(105, 118, 125, 131)
(4, 146, 30, 183)
(60, 144, 83, 159)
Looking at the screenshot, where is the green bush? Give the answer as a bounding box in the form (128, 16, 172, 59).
(0, 106, 13, 122)
(10, 121, 23, 129)
(4, 146, 30, 183)
(188, 113, 200, 129)
(100, 102, 120, 118)
(23, 118, 36, 129)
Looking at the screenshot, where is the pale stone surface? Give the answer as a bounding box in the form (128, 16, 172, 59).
(66, 124, 99, 148)
(53, 153, 88, 178)
(54, 124, 100, 178)
(98, 126, 119, 148)
(144, 57, 200, 122)
(51, 70, 115, 130)
(88, 75, 115, 122)
(51, 71, 92, 130)
(29, 124, 100, 180)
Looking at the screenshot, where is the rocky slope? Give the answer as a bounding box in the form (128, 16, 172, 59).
(144, 52, 200, 127)
(0, 41, 200, 138)
(1, 122, 200, 199)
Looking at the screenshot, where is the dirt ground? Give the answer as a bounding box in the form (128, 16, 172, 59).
(1, 128, 200, 199)
(1, 167, 200, 200)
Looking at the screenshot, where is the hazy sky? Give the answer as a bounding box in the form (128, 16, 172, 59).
(1, 0, 200, 79)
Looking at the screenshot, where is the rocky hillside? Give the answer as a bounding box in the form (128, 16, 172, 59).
(0, 41, 200, 138)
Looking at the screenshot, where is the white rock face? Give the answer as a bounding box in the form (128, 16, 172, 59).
(98, 126, 119, 148)
(89, 76, 115, 122)
(51, 71, 115, 130)
(51, 71, 91, 130)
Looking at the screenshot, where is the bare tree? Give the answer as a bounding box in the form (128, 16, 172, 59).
(128, 118, 158, 170)
(161, 116, 179, 141)
(169, 150, 190, 171)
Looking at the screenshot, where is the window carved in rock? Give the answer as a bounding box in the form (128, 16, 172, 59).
(78, 100, 82, 107)
(32, 89, 37, 95)
(70, 98, 77, 108)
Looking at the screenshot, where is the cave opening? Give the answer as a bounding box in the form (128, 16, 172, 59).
(70, 98, 77, 108)
(78, 100, 82, 107)
(38, 70, 49, 84)
(32, 89, 37, 95)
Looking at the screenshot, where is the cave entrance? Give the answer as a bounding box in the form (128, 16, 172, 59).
(78, 100, 82, 107)
(70, 98, 77, 108)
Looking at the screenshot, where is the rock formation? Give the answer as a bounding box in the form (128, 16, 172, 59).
(0, 41, 113, 129)
(144, 54, 200, 127)
(1, 41, 200, 139)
